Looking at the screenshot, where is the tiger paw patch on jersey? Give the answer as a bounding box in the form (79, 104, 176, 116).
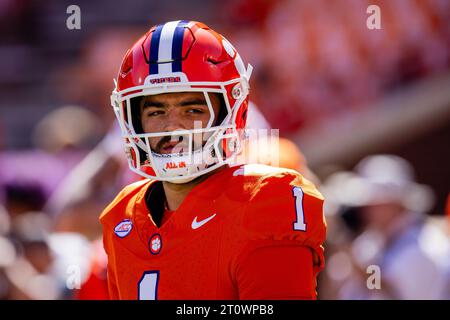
(149, 234, 162, 255)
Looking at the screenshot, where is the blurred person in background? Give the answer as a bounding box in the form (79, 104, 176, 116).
(0, 182, 52, 299)
(0, 174, 94, 299)
(322, 154, 449, 299)
(5, 211, 58, 300)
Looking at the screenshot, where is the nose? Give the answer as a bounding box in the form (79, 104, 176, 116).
(163, 109, 185, 132)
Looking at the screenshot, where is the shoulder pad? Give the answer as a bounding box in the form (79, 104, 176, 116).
(242, 168, 326, 265)
(99, 179, 150, 225)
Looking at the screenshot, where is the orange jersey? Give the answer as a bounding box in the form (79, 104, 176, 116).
(100, 164, 327, 299)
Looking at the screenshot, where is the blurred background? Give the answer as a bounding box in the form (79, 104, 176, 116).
(0, 0, 449, 299)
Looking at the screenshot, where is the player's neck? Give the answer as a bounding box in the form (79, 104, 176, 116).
(162, 166, 227, 211)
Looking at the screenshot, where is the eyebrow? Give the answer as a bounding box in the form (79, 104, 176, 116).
(142, 98, 208, 109)
(142, 101, 165, 109)
(179, 98, 208, 106)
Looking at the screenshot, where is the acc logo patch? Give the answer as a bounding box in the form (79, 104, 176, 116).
(114, 219, 133, 238)
(149, 234, 162, 255)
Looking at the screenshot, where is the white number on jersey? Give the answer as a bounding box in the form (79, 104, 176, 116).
(138, 271, 159, 300)
(292, 187, 307, 231)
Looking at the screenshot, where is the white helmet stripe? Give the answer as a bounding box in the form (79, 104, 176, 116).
(157, 20, 181, 74)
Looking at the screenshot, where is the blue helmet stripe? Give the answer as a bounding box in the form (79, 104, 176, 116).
(149, 24, 163, 75)
(171, 20, 189, 73)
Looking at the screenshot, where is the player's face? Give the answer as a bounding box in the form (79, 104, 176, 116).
(140, 92, 221, 154)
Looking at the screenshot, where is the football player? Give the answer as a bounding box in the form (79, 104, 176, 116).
(100, 20, 326, 299)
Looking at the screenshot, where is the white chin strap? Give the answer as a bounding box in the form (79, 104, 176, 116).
(149, 142, 218, 184)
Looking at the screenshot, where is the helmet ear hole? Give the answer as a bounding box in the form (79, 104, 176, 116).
(130, 96, 144, 134)
(129, 96, 148, 165)
(215, 94, 228, 125)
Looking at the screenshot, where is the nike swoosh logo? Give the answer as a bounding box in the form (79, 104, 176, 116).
(191, 213, 217, 230)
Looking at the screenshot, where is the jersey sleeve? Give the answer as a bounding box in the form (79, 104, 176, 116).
(99, 179, 150, 300)
(99, 179, 149, 224)
(241, 169, 327, 276)
(235, 240, 316, 299)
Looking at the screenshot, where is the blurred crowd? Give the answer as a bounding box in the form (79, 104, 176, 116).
(0, 0, 449, 299)
(223, 0, 450, 132)
(319, 155, 450, 299)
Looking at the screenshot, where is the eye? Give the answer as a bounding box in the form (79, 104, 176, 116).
(187, 108, 205, 114)
(146, 110, 165, 117)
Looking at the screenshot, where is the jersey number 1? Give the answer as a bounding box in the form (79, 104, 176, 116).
(138, 271, 159, 300)
(292, 187, 307, 231)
